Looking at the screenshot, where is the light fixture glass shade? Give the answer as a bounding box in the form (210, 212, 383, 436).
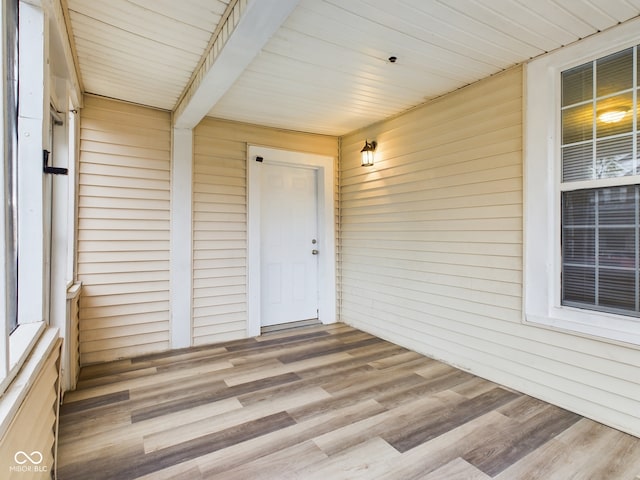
(598, 107, 630, 124)
(360, 140, 376, 167)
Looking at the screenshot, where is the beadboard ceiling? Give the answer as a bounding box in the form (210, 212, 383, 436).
(66, 0, 640, 136)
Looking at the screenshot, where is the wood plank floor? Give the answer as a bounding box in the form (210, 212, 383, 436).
(57, 323, 640, 480)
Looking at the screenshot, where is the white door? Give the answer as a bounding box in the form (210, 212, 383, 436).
(260, 163, 319, 327)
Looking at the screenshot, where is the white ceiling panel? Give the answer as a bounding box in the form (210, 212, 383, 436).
(65, 0, 640, 135)
(67, 0, 232, 110)
(205, 0, 640, 135)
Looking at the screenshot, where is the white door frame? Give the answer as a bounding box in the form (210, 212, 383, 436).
(247, 145, 336, 337)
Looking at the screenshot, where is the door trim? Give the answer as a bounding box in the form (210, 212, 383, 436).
(247, 145, 336, 337)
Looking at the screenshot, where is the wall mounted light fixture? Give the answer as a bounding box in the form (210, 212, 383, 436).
(360, 140, 376, 167)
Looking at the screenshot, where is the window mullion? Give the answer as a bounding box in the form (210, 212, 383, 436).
(631, 46, 640, 313)
(592, 59, 597, 181)
(633, 186, 640, 313)
(595, 192, 600, 306)
(634, 45, 637, 177)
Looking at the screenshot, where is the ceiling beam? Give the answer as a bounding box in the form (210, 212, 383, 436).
(173, 0, 300, 129)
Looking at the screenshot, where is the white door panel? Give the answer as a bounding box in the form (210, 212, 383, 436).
(260, 163, 318, 326)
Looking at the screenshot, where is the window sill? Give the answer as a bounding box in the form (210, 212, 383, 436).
(0, 322, 46, 394)
(0, 326, 59, 439)
(525, 306, 640, 349)
(10, 322, 46, 370)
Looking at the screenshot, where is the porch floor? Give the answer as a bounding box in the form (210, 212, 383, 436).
(57, 323, 640, 479)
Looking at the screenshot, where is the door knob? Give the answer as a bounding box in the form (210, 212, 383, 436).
(311, 249, 319, 255)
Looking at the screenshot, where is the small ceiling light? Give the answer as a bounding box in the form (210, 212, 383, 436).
(360, 140, 376, 167)
(598, 107, 630, 124)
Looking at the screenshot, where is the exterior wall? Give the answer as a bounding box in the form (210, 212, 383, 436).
(77, 96, 171, 364)
(339, 66, 640, 437)
(192, 118, 338, 345)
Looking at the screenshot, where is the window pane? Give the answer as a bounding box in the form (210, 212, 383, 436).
(562, 104, 593, 144)
(562, 62, 593, 106)
(563, 265, 596, 304)
(563, 226, 595, 264)
(599, 268, 636, 311)
(595, 135, 633, 179)
(563, 189, 596, 225)
(596, 92, 633, 138)
(596, 47, 633, 97)
(599, 186, 635, 224)
(562, 186, 639, 316)
(599, 227, 635, 267)
(563, 143, 593, 182)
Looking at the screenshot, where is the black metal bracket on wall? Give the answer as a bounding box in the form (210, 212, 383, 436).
(43, 150, 68, 175)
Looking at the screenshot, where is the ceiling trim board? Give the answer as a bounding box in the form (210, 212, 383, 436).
(173, 0, 300, 129)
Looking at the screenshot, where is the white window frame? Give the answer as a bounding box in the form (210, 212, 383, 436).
(524, 17, 640, 346)
(1, 0, 80, 393)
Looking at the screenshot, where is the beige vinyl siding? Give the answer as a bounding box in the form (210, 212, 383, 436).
(193, 118, 338, 346)
(0, 336, 61, 478)
(339, 66, 640, 437)
(77, 96, 171, 365)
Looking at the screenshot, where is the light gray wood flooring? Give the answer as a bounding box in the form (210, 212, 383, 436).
(57, 323, 640, 479)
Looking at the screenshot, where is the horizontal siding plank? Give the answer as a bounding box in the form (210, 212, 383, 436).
(193, 267, 246, 280)
(80, 162, 170, 180)
(193, 276, 246, 289)
(80, 139, 170, 161)
(80, 128, 171, 151)
(78, 240, 170, 252)
(80, 290, 169, 308)
(342, 164, 522, 195)
(341, 178, 522, 204)
(193, 231, 246, 241)
(81, 301, 170, 320)
(193, 285, 246, 299)
(79, 311, 170, 329)
(192, 311, 247, 327)
(81, 342, 171, 365)
(341, 246, 521, 270)
(80, 321, 170, 343)
(192, 240, 246, 251)
(80, 173, 169, 191)
(341, 229, 522, 244)
(341, 191, 521, 214)
(342, 204, 522, 224)
(79, 184, 170, 201)
(78, 261, 169, 275)
(192, 331, 246, 346)
(193, 307, 246, 322)
(79, 208, 169, 221)
(80, 150, 171, 170)
(82, 281, 168, 296)
(83, 94, 170, 120)
(79, 196, 169, 211)
(79, 330, 170, 353)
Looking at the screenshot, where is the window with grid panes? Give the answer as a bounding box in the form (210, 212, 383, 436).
(561, 47, 640, 317)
